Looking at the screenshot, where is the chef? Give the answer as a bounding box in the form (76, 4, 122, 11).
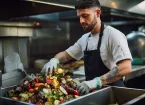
(41, 0, 132, 95)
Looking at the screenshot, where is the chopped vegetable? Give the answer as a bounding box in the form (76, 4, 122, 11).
(35, 83, 45, 87)
(45, 102, 52, 105)
(46, 77, 53, 85)
(34, 87, 39, 92)
(8, 68, 81, 104)
(55, 68, 64, 74)
(29, 89, 35, 93)
(74, 90, 79, 95)
(59, 86, 68, 95)
(61, 78, 66, 84)
(35, 77, 39, 83)
(53, 78, 60, 88)
(59, 99, 65, 104)
(43, 88, 49, 94)
(54, 100, 60, 105)
(8, 89, 15, 97)
(11, 97, 19, 101)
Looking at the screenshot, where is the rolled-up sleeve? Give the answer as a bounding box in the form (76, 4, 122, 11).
(109, 31, 132, 64)
(66, 39, 83, 60)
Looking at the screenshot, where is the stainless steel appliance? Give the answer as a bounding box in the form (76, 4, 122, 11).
(126, 31, 145, 58)
(0, 21, 33, 73)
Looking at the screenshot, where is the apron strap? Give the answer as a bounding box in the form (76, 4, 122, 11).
(85, 34, 91, 51)
(97, 22, 104, 49)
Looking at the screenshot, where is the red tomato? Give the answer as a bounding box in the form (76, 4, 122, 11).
(34, 87, 39, 92)
(65, 85, 69, 89)
(91, 89, 97, 92)
(59, 99, 65, 104)
(74, 90, 79, 95)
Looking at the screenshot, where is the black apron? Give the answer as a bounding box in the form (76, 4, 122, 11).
(84, 22, 124, 87)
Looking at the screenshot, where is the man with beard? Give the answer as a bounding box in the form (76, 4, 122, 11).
(41, 0, 132, 95)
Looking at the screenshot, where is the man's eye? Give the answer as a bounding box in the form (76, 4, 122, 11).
(82, 15, 88, 18)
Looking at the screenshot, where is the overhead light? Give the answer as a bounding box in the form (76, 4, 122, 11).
(25, 0, 74, 9)
(128, 1, 145, 15)
(111, 2, 117, 8)
(138, 1, 145, 9)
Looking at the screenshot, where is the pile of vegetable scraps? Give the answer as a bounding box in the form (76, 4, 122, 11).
(8, 68, 80, 105)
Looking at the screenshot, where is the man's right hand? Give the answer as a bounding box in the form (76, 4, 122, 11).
(41, 58, 59, 75)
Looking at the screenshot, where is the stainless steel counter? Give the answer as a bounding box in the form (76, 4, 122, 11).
(72, 65, 145, 82)
(125, 65, 145, 81)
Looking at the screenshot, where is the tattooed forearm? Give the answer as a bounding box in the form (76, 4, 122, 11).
(100, 66, 123, 85)
(55, 51, 72, 63)
(58, 56, 68, 63)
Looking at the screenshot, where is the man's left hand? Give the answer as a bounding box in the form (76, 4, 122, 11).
(76, 77, 102, 95)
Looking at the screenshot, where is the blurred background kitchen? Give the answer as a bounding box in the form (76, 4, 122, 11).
(0, 0, 145, 89)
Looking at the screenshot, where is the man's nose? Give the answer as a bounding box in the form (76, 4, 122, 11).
(80, 17, 85, 24)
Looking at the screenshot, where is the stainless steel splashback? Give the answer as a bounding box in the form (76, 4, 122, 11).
(0, 22, 33, 37)
(0, 22, 34, 72)
(30, 21, 70, 61)
(0, 38, 30, 72)
(0, 42, 3, 72)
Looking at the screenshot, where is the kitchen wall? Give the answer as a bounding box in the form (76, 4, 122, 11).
(29, 22, 70, 64)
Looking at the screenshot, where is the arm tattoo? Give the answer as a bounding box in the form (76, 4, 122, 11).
(59, 56, 68, 63)
(55, 51, 72, 64)
(100, 66, 123, 85)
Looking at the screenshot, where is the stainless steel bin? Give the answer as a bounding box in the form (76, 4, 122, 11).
(2, 69, 27, 88)
(0, 85, 108, 105)
(62, 86, 145, 105)
(0, 70, 2, 97)
(125, 93, 145, 105)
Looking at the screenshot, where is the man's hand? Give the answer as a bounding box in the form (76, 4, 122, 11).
(76, 77, 102, 95)
(41, 58, 59, 75)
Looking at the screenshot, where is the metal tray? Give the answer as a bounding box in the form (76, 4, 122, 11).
(0, 81, 107, 105)
(62, 86, 145, 105)
(1, 85, 34, 105)
(0, 97, 31, 105)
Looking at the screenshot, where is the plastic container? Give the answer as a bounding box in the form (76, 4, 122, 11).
(4, 53, 24, 73)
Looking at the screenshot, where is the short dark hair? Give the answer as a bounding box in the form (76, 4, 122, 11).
(75, 0, 101, 9)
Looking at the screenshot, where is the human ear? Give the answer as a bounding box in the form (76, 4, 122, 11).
(96, 9, 101, 17)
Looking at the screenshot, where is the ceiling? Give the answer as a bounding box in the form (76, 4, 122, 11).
(0, 0, 144, 20)
(0, 0, 73, 20)
(32, 0, 145, 15)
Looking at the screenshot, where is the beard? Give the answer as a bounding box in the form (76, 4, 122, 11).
(81, 16, 97, 33)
